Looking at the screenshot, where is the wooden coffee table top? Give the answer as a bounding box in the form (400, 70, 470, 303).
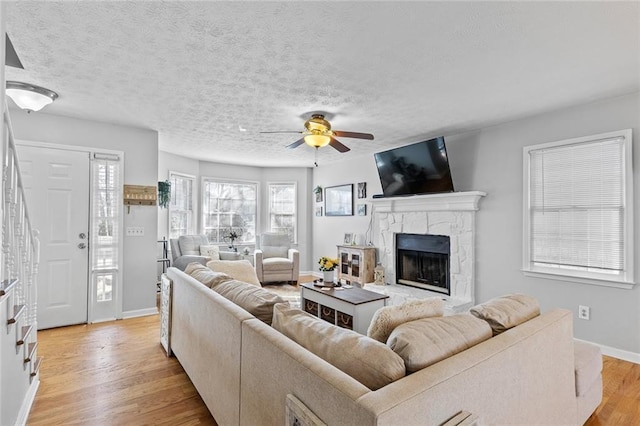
(301, 282, 389, 305)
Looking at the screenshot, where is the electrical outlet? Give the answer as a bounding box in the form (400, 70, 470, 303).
(126, 227, 145, 237)
(578, 305, 590, 320)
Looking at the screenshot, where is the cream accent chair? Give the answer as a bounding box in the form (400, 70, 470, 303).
(170, 235, 239, 271)
(254, 233, 299, 285)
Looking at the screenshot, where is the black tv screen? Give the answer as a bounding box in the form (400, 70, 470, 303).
(374, 137, 454, 197)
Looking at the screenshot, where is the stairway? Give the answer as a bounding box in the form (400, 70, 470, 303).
(0, 105, 41, 425)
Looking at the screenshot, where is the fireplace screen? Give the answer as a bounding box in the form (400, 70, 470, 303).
(395, 233, 450, 295)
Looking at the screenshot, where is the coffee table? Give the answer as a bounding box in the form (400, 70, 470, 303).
(300, 282, 389, 334)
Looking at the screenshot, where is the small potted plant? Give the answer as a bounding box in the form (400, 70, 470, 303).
(318, 256, 339, 283)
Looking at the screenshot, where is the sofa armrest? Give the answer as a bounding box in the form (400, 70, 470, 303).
(288, 248, 300, 279)
(173, 255, 211, 271)
(254, 249, 264, 282)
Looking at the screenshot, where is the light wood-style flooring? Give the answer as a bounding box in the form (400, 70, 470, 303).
(28, 291, 640, 425)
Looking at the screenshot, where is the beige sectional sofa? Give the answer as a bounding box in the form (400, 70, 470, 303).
(167, 266, 581, 425)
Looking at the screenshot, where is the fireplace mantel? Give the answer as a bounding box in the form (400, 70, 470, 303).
(370, 190, 486, 313)
(370, 191, 486, 213)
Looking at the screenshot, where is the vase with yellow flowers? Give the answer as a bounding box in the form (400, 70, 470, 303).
(318, 256, 338, 283)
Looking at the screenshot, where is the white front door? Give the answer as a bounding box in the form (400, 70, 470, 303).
(17, 145, 90, 329)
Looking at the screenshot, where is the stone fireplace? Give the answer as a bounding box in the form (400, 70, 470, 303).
(370, 191, 486, 312)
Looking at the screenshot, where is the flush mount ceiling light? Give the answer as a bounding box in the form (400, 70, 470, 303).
(6, 81, 58, 112)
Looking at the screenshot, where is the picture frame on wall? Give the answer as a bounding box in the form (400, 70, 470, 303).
(357, 182, 367, 199)
(315, 206, 323, 216)
(325, 184, 353, 216)
(343, 233, 353, 245)
(357, 204, 367, 216)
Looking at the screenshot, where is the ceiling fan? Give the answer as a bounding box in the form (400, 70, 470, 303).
(261, 114, 374, 153)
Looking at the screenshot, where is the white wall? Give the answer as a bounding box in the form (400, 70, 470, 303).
(10, 110, 159, 316)
(313, 92, 640, 356)
(158, 151, 314, 271)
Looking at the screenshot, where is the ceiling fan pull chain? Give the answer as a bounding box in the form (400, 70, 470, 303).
(314, 147, 319, 167)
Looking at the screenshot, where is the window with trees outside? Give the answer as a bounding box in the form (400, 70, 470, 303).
(522, 129, 634, 288)
(268, 182, 297, 242)
(168, 172, 195, 239)
(202, 178, 257, 245)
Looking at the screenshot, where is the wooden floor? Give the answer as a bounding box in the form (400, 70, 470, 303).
(585, 355, 640, 425)
(28, 295, 640, 425)
(27, 315, 217, 425)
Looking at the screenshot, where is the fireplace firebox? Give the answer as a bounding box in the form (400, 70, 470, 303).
(395, 233, 450, 295)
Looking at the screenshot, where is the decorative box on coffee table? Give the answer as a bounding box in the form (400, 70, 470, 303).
(300, 282, 388, 334)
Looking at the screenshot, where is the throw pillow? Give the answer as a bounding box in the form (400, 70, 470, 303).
(206, 259, 261, 286)
(367, 297, 445, 343)
(199, 244, 220, 260)
(388, 314, 492, 374)
(272, 303, 405, 390)
(213, 280, 286, 324)
(184, 262, 232, 289)
(469, 293, 540, 336)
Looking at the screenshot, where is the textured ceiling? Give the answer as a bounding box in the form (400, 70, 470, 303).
(5, 1, 639, 168)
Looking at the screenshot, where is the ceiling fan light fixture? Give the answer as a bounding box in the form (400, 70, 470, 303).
(304, 134, 331, 148)
(6, 81, 58, 112)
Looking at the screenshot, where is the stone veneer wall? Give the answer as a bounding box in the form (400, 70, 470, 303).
(371, 192, 485, 308)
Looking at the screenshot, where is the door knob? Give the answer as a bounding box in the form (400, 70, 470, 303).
(79, 232, 87, 239)
(78, 243, 87, 249)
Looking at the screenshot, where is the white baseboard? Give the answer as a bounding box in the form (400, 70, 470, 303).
(575, 338, 640, 364)
(122, 307, 158, 319)
(16, 377, 39, 426)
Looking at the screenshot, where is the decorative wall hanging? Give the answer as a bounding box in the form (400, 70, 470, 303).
(357, 182, 367, 199)
(325, 184, 353, 216)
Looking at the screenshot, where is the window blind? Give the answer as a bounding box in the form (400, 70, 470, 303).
(169, 172, 195, 238)
(268, 183, 296, 242)
(529, 136, 625, 273)
(91, 157, 121, 271)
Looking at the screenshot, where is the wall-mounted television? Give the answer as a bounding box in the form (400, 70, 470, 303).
(374, 137, 454, 197)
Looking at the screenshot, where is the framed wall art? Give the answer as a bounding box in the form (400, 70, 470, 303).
(357, 182, 367, 199)
(325, 184, 353, 216)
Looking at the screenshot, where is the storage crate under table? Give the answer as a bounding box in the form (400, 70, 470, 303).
(300, 282, 389, 334)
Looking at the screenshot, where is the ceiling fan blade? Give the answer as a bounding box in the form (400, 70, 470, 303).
(286, 138, 305, 149)
(332, 130, 374, 140)
(260, 131, 303, 134)
(329, 137, 350, 153)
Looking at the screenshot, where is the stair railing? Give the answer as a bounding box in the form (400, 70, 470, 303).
(2, 104, 39, 331)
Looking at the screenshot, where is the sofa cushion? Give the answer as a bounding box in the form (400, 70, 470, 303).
(367, 297, 444, 343)
(207, 259, 261, 286)
(574, 340, 603, 397)
(272, 303, 405, 390)
(214, 280, 286, 324)
(199, 244, 221, 260)
(178, 235, 208, 255)
(469, 294, 540, 335)
(184, 262, 232, 289)
(262, 257, 294, 271)
(388, 314, 492, 374)
(262, 245, 288, 259)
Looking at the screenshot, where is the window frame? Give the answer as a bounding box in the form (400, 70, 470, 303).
(522, 129, 634, 289)
(200, 177, 259, 244)
(267, 181, 298, 244)
(168, 171, 196, 239)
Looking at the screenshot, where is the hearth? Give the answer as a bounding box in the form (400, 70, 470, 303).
(395, 233, 450, 295)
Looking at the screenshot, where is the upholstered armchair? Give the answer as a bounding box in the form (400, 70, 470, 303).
(254, 233, 299, 285)
(170, 235, 239, 271)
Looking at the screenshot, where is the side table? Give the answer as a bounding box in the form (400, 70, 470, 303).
(160, 273, 173, 356)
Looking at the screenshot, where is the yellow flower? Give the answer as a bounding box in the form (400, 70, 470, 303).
(318, 256, 339, 271)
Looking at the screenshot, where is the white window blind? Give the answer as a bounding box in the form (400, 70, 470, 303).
(268, 183, 296, 242)
(202, 179, 257, 244)
(169, 172, 195, 239)
(524, 129, 634, 287)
